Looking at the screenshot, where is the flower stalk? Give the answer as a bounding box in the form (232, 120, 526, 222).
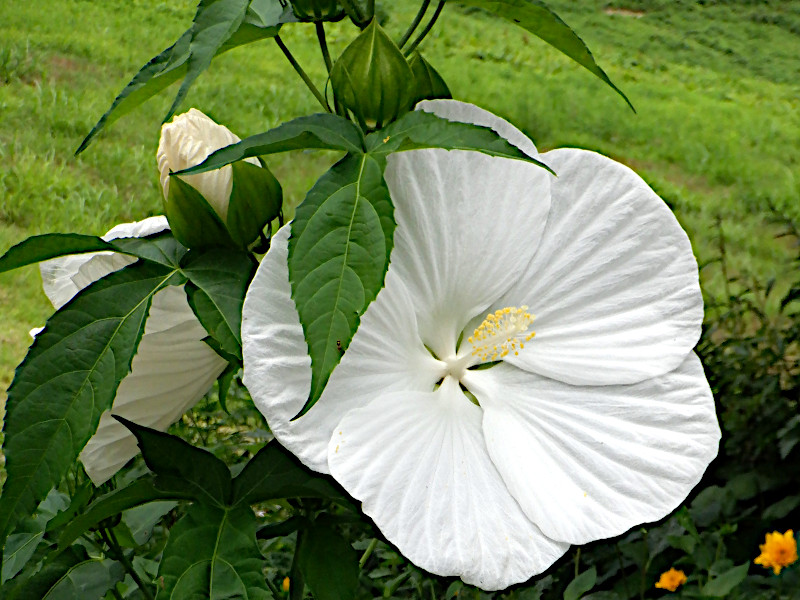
(404, 0, 446, 56)
(398, 0, 431, 49)
(274, 36, 331, 112)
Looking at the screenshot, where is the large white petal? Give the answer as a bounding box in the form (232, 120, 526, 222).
(242, 226, 442, 473)
(500, 149, 703, 385)
(39, 216, 169, 310)
(80, 286, 227, 484)
(385, 148, 550, 358)
(463, 353, 720, 545)
(416, 99, 539, 158)
(328, 377, 568, 590)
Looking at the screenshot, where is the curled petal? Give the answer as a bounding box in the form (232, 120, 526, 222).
(328, 377, 568, 589)
(463, 353, 720, 545)
(501, 148, 703, 385)
(242, 226, 442, 473)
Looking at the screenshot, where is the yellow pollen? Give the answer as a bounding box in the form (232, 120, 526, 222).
(470, 306, 535, 363)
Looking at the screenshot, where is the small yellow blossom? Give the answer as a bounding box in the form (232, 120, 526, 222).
(282, 577, 291, 592)
(655, 568, 687, 592)
(754, 530, 798, 575)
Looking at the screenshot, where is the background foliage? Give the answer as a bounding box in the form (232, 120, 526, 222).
(0, 0, 798, 598)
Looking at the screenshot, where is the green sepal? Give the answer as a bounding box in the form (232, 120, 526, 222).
(330, 19, 416, 128)
(227, 160, 283, 248)
(290, 0, 344, 21)
(165, 175, 236, 249)
(408, 52, 452, 104)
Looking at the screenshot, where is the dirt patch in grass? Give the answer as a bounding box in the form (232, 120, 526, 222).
(603, 7, 645, 18)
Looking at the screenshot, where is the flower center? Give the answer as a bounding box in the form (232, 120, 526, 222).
(468, 306, 535, 362)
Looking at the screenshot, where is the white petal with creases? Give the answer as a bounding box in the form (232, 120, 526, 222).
(385, 148, 550, 358)
(463, 354, 720, 545)
(501, 149, 703, 385)
(328, 378, 568, 590)
(242, 226, 442, 473)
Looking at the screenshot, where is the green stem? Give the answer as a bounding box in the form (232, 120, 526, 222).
(102, 528, 155, 600)
(399, 0, 431, 49)
(404, 0, 445, 56)
(274, 36, 330, 112)
(616, 543, 630, 599)
(359, 538, 378, 568)
(314, 22, 345, 116)
(366, 0, 375, 19)
(574, 547, 581, 579)
(264, 576, 282, 597)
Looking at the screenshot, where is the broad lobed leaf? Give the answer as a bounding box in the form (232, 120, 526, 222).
(0, 261, 185, 544)
(288, 153, 394, 416)
(296, 517, 359, 600)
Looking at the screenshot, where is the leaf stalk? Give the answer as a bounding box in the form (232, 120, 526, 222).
(274, 36, 331, 112)
(404, 0, 445, 56)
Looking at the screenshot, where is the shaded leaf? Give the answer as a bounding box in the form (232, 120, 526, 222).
(58, 477, 192, 549)
(365, 109, 554, 173)
(43, 559, 125, 600)
(165, 176, 235, 249)
(288, 153, 394, 416)
(0, 262, 183, 544)
(117, 418, 232, 506)
(123, 500, 178, 546)
(701, 563, 749, 597)
(177, 113, 364, 176)
(182, 248, 256, 361)
(1, 546, 88, 600)
(763, 495, 800, 521)
(564, 567, 597, 600)
(297, 517, 359, 600)
(455, 0, 633, 110)
(155, 503, 271, 600)
(231, 442, 345, 506)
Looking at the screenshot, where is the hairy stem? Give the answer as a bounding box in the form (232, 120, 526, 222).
(404, 0, 445, 56)
(274, 36, 330, 112)
(399, 0, 431, 49)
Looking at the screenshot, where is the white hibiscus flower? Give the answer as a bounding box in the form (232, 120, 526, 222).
(241, 100, 720, 590)
(38, 217, 227, 485)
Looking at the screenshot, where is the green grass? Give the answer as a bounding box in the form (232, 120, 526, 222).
(1, 0, 799, 394)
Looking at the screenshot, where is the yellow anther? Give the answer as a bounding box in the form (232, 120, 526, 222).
(469, 306, 535, 363)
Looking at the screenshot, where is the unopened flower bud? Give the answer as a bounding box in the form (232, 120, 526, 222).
(330, 19, 416, 129)
(290, 0, 343, 21)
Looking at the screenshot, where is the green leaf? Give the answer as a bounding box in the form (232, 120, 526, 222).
(165, 176, 235, 249)
(216, 362, 239, 413)
(181, 247, 256, 361)
(177, 113, 364, 176)
(365, 109, 554, 173)
(763, 495, 800, 520)
(455, 0, 633, 111)
(155, 503, 271, 600)
(288, 153, 394, 416)
(166, 0, 251, 121)
(1, 546, 88, 600)
(0, 261, 184, 544)
(44, 482, 94, 532)
(123, 500, 178, 546)
(564, 567, 597, 600)
(227, 160, 283, 248)
(297, 517, 359, 600)
(42, 559, 125, 600)
(701, 563, 749, 597)
(0, 234, 111, 274)
(117, 418, 233, 506)
(408, 52, 452, 104)
(58, 477, 192, 549)
(77, 2, 290, 153)
(231, 442, 345, 506)
(0, 231, 186, 274)
(330, 19, 416, 128)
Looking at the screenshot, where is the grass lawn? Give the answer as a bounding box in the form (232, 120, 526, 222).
(1, 0, 798, 396)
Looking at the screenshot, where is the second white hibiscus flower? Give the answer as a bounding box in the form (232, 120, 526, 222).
(242, 100, 720, 590)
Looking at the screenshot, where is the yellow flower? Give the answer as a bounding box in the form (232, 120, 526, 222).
(282, 577, 291, 592)
(655, 568, 687, 592)
(754, 530, 798, 575)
